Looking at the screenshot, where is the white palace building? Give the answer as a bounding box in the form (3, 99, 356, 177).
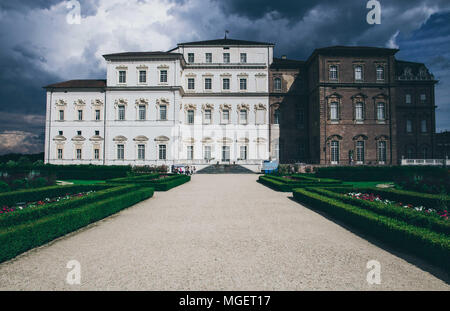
(44, 38, 274, 171)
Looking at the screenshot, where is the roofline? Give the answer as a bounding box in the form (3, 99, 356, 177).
(305, 46, 399, 65)
(177, 43, 275, 47)
(102, 52, 184, 61)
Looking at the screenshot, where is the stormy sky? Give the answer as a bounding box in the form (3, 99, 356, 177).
(0, 0, 449, 154)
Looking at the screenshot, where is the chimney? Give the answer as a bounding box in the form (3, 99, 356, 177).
(281, 55, 287, 60)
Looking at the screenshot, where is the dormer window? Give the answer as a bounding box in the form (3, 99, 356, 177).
(188, 53, 195, 63)
(119, 70, 126, 84)
(205, 53, 212, 63)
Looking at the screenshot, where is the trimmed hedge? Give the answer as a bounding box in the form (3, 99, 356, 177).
(0, 184, 111, 207)
(307, 187, 450, 236)
(109, 174, 190, 191)
(0, 187, 154, 263)
(258, 176, 291, 192)
(258, 175, 344, 192)
(293, 188, 450, 273)
(107, 173, 162, 183)
(0, 184, 140, 228)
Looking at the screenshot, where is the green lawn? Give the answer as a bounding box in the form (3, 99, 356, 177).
(62, 180, 106, 185)
(342, 181, 394, 188)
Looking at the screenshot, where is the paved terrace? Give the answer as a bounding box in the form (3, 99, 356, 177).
(0, 174, 448, 290)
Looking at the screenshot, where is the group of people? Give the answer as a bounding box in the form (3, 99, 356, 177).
(172, 165, 196, 175)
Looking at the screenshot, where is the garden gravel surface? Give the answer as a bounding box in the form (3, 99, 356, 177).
(0, 174, 448, 290)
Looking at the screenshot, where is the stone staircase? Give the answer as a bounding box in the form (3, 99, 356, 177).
(196, 164, 255, 174)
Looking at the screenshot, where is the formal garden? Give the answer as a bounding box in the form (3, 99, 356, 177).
(258, 165, 450, 273)
(0, 159, 191, 263)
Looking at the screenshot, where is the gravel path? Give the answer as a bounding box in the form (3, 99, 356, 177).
(0, 174, 448, 290)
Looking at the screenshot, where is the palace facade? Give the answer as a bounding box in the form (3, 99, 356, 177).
(44, 38, 437, 170)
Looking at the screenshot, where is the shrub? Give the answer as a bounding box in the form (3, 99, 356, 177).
(0, 181, 10, 193)
(0, 187, 154, 263)
(108, 174, 190, 191)
(29, 177, 48, 189)
(11, 179, 28, 190)
(293, 188, 450, 273)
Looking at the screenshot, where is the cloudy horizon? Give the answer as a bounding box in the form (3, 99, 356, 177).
(0, 0, 449, 155)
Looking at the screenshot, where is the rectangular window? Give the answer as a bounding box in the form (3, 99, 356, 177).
(95, 110, 101, 121)
(406, 120, 412, 133)
(205, 78, 212, 90)
(377, 103, 386, 121)
(119, 70, 126, 83)
(187, 110, 194, 124)
(222, 109, 229, 123)
(77, 130, 82, 136)
(205, 53, 212, 63)
(57, 148, 63, 160)
(405, 94, 412, 104)
(420, 94, 427, 102)
(204, 145, 211, 160)
(223, 53, 230, 63)
(117, 144, 124, 160)
(187, 146, 194, 160)
(239, 78, 247, 90)
(222, 146, 230, 161)
(159, 145, 166, 160)
(78, 110, 83, 121)
(139, 105, 146, 120)
(240, 53, 247, 63)
(331, 141, 339, 164)
(139, 70, 146, 83)
(376, 66, 385, 81)
(240, 109, 247, 124)
(188, 78, 195, 90)
(204, 109, 212, 124)
(256, 109, 265, 125)
(356, 141, 365, 163)
(330, 102, 339, 121)
(355, 103, 364, 121)
(188, 53, 194, 63)
(138, 144, 145, 160)
(118, 105, 125, 120)
(94, 148, 100, 160)
(95, 130, 100, 136)
(421, 119, 427, 133)
(59, 110, 64, 121)
(240, 146, 247, 160)
(160, 70, 167, 83)
(354, 66, 363, 81)
(378, 141, 386, 163)
(223, 78, 230, 90)
(160, 105, 167, 120)
(329, 66, 338, 80)
(59, 131, 63, 135)
(76, 148, 82, 160)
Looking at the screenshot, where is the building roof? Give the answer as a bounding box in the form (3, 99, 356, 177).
(314, 45, 399, 54)
(396, 60, 435, 81)
(103, 51, 183, 60)
(176, 38, 274, 47)
(43, 79, 106, 89)
(271, 57, 305, 69)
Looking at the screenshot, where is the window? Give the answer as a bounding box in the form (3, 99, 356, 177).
(240, 109, 247, 124)
(256, 109, 265, 125)
(377, 102, 386, 121)
(274, 109, 280, 125)
(405, 94, 412, 104)
(59, 131, 63, 135)
(205, 78, 212, 90)
(188, 78, 195, 90)
(138, 144, 145, 160)
(117, 144, 124, 160)
(94, 148, 100, 160)
(187, 146, 194, 160)
(204, 109, 212, 124)
(139, 70, 146, 83)
(187, 110, 194, 124)
(222, 109, 230, 123)
(407, 147, 414, 159)
(223, 53, 230, 63)
(223, 78, 230, 90)
(406, 119, 412, 133)
(160, 70, 167, 83)
(422, 146, 428, 159)
(78, 110, 83, 121)
(354, 66, 363, 81)
(95, 109, 101, 121)
(118, 105, 125, 120)
(222, 146, 230, 161)
(188, 53, 194, 63)
(240, 146, 247, 160)
(355, 102, 364, 121)
(421, 119, 427, 133)
(329, 65, 338, 80)
(160, 105, 167, 120)
(239, 78, 247, 90)
(274, 78, 282, 91)
(330, 102, 339, 121)
(356, 141, 365, 163)
(298, 108, 304, 128)
(420, 94, 427, 102)
(378, 141, 386, 163)
(331, 141, 339, 164)
(204, 146, 211, 160)
(119, 70, 126, 83)
(57, 148, 63, 160)
(59, 110, 64, 121)
(376, 66, 385, 81)
(159, 145, 166, 160)
(240, 53, 247, 63)
(138, 105, 146, 120)
(95, 130, 100, 136)
(77, 130, 82, 136)
(76, 148, 82, 160)
(205, 53, 212, 63)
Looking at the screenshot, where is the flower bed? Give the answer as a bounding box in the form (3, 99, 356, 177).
(346, 192, 448, 220)
(0, 191, 95, 215)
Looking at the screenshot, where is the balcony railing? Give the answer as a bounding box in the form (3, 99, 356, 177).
(400, 157, 450, 166)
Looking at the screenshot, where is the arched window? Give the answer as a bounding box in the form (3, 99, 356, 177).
(329, 65, 338, 80)
(376, 66, 385, 80)
(355, 102, 364, 121)
(274, 108, 280, 124)
(274, 78, 282, 91)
